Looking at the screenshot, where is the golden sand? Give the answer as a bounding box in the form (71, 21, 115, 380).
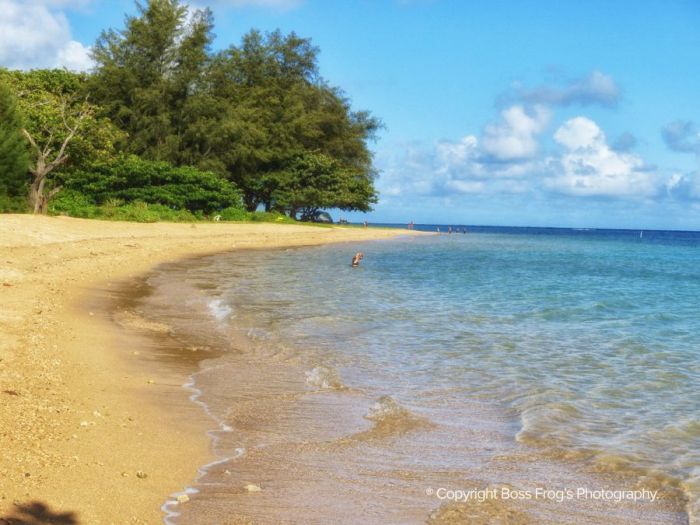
(0, 214, 419, 524)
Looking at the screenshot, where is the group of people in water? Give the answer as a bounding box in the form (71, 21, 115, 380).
(436, 226, 467, 234)
(406, 222, 466, 234)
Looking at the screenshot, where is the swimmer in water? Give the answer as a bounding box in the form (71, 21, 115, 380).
(351, 252, 364, 267)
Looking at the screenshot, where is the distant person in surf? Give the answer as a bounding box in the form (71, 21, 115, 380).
(351, 252, 364, 267)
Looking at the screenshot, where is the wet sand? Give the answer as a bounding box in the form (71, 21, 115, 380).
(0, 214, 419, 524)
(125, 246, 690, 525)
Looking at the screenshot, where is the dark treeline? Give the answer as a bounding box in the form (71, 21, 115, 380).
(0, 0, 379, 221)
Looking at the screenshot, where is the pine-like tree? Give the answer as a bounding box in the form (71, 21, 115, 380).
(0, 82, 29, 198)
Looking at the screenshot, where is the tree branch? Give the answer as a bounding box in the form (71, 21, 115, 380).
(21, 129, 41, 155)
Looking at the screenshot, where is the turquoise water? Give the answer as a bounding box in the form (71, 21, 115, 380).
(146, 231, 699, 523)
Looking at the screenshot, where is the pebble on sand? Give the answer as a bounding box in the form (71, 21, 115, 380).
(245, 483, 262, 492)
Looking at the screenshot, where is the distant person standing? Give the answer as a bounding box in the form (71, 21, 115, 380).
(363, 220, 368, 228)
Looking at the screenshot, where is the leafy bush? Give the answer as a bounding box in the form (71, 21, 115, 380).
(0, 194, 28, 213)
(64, 156, 244, 214)
(248, 211, 295, 223)
(111, 201, 197, 222)
(218, 206, 249, 221)
(49, 189, 100, 218)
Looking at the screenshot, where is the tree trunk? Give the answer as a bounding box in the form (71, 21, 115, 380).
(243, 192, 259, 212)
(28, 172, 61, 214)
(29, 175, 45, 214)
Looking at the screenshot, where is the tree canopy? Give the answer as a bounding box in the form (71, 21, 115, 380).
(0, 0, 380, 219)
(90, 0, 379, 214)
(0, 81, 29, 200)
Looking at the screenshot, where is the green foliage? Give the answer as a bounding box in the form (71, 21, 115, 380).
(102, 201, 197, 222)
(3, 1, 381, 219)
(0, 69, 125, 174)
(48, 190, 296, 224)
(63, 156, 242, 213)
(247, 211, 295, 223)
(213, 30, 381, 213)
(49, 190, 198, 222)
(0, 194, 28, 213)
(90, 0, 217, 164)
(216, 207, 295, 223)
(91, 2, 380, 214)
(271, 151, 377, 219)
(48, 189, 101, 218)
(0, 82, 30, 198)
(218, 206, 249, 221)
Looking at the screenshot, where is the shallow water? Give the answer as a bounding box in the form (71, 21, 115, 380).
(132, 230, 698, 524)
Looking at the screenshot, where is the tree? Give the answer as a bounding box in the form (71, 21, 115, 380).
(90, 1, 381, 216)
(23, 101, 92, 214)
(214, 29, 380, 212)
(271, 151, 377, 220)
(0, 82, 29, 201)
(0, 69, 124, 213)
(90, 0, 218, 165)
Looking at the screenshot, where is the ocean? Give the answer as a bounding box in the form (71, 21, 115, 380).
(128, 226, 699, 524)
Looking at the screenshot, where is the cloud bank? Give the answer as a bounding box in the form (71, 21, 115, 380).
(0, 0, 93, 71)
(545, 117, 657, 198)
(500, 71, 621, 108)
(377, 70, 693, 206)
(662, 120, 700, 154)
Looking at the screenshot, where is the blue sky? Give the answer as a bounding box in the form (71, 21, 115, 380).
(2, 0, 699, 229)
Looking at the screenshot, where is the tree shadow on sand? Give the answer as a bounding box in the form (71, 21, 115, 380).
(0, 501, 78, 524)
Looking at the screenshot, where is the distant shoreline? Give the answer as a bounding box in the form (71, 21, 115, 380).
(0, 214, 421, 523)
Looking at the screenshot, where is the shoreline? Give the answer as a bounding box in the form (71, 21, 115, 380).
(0, 214, 421, 524)
(127, 242, 691, 525)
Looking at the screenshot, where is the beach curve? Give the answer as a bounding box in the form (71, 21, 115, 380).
(0, 214, 421, 524)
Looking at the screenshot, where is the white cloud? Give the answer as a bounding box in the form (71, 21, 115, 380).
(57, 40, 93, 71)
(662, 120, 700, 154)
(0, 0, 93, 71)
(30, 0, 92, 6)
(553, 116, 603, 150)
(481, 105, 550, 161)
(518, 70, 620, 107)
(545, 117, 658, 198)
(209, 0, 303, 8)
(666, 171, 700, 200)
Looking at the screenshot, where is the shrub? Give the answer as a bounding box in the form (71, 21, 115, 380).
(64, 156, 244, 214)
(0, 194, 28, 213)
(48, 189, 100, 218)
(218, 206, 250, 221)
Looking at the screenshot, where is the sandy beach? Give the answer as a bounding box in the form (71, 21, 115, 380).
(0, 214, 417, 524)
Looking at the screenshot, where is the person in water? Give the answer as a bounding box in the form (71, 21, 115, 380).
(351, 252, 364, 267)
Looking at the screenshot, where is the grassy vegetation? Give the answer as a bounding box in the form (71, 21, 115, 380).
(41, 189, 300, 224)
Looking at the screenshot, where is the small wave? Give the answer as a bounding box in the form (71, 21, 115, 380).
(347, 396, 433, 440)
(516, 407, 695, 521)
(305, 366, 343, 390)
(207, 299, 232, 321)
(365, 395, 409, 422)
(113, 310, 171, 333)
(427, 491, 533, 525)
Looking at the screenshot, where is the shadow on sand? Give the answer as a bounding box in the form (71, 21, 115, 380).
(0, 501, 78, 524)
